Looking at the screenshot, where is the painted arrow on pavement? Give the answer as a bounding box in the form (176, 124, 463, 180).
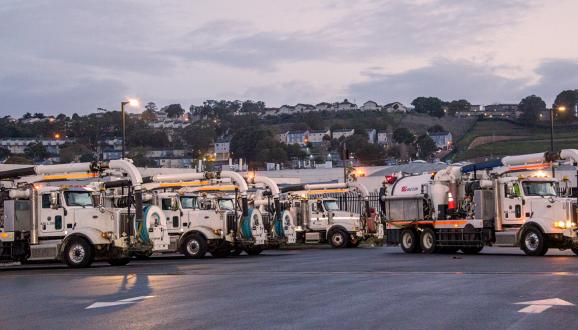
(515, 298, 574, 314)
(86, 295, 156, 309)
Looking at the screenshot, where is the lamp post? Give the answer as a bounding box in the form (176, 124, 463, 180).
(550, 105, 566, 152)
(550, 105, 566, 176)
(120, 99, 139, 159)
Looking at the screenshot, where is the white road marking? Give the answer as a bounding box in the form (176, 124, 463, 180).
(86, 295, 155, 309)
(515, 298, 574, 314)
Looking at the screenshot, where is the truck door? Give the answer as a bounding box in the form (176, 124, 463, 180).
(161, 197, 180, 230)
(38, 192, 66, 236)
(502, 182, 524, 225)
(309, 200, 328, 230)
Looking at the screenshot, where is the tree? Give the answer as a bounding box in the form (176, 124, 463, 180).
(59, 144, 94, 163)
(344, 134, 385, 165)
(129, 147, 156, 167)
(24, 143, 50, 161)
(553, 90, 578, 121)
(181, 124, 216, 157)
(240, 100, 265, 114)
(446, 99, 471, 116)
(427, 124, 445, 133)
(415, 134, 437, 159)
(164, 104, 185, 118)
(23, 113, 33, 119)
(0, 146, 10, 160)
(127, 129, 170, 149)
(518, 95, 546, 125)
(141, 102, 158, 121)
(392, 128, 415, 144)
(411, 97, 445, 117)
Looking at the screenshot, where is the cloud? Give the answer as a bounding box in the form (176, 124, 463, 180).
(348, 58, 578, 105)
(0, 74, 127, 115)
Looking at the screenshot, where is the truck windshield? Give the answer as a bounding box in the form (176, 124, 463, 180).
(323, 200, 340, 211)
(180, 196, 198, 209)
(64, 191, 94, 207)
(522, 181, 557, 197)
(218, 199, 235, 211)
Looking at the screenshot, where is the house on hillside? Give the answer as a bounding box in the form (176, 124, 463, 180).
(334, 99, 357, 111)
(278, 105, 296, 115)
(278, 131, 289, 144)
(262, 107, 279, 117)
(377, 130, 391, 145)
(427, 131, 453, 150)
(366, 129, 377, 144)
(332, 128, 355, 140)
(287, 131, 309, 146)
(315, 102, 333, 111)
(484, 104, 518, 112)
(308, 129, 331, 144)
(0, 138, 71, 155)
(213, 137, 231, 161)
(295, 104, 316, 113)
(470, 105, 482, 112)
(383, 102, 408, 113)
(360, 101, 380, 111)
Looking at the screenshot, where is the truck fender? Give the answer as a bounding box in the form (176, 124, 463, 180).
(178, 227, 217, 248)
(58, 231, 101, 257)
(327, 225, 349, 239)
(518, 221, 546, 243)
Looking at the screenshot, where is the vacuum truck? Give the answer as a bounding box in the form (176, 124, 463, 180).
(382, 150, 578, 256)
(0, 160, 166, 267)
(281, 182, 384, 248)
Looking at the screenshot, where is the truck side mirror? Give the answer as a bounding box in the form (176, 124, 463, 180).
(50, 192, 59, 209)
(171, 197, 179, 211)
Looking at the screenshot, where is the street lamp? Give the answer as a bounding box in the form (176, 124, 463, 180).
(550, 105, 566, 152)
(120, 99, 139, 159)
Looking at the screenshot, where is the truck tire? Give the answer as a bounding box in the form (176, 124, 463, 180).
(230, 247, 244, 256)
(182, 234, 207, 258)
(245, 246, 263, 256)
(400, 229, 420, 253)
(420, 228, 436, 254)
(520, 227, 548, 256)
(63, 237, 94, 268)
(572, 247, 578, 256)
(460, 246, 483, 254)
(108, 258, 131, 266)
(134, 251, 153, 260)
(329, 229, 348, 248)
(347, 238, 361, 248)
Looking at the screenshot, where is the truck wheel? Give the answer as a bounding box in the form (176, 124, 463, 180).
(400, 229, 420, 253)
(329, 229, 348, 248)
(134, 251, 153, 260)
(182, 234, 207, 258)
(460, 246, 483, 254)
(571, 247, 578, 256)
(63, 238, 94, 268)
(245, 246, 263, 256)
(520, 227, 548, 256)
(420, 228, 436, 254)
(108, 258, 131, 266)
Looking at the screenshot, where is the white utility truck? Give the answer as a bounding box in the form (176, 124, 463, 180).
(139, 171, 266, 258)
(246, 175, 297, 248)
(281, 182, 384, 248)
(0, 160, 166, 267)
(382, 150, 578, 256)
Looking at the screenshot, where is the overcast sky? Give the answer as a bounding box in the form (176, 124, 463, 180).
(1, 0, 578, 116)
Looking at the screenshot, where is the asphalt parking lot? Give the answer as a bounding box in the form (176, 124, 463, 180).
(2, 246, 578, 330)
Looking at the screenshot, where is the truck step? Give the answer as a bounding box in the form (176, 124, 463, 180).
(305, 232, 321, 244)
(495, 230, 517, 246)
(30, 243, 58, 260)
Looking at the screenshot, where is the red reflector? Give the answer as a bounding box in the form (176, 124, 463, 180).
(385, 176, 396, 184)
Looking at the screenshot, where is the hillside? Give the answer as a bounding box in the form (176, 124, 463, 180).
(452, 119, 578, 161)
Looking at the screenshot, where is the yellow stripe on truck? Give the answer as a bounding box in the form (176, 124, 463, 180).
(42, 173, 99, 181)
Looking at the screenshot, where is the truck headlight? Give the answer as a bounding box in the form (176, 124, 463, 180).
(554, 221, 576, 229)
(212, 229, 222, 236)
(101, 231, 114, 239)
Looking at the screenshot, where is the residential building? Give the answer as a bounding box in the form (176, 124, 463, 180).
(470, 105, 482, 112)
(262, 107, 279, 117)
(278, 105, 296, 115)
(332, 128, 355, 140)
(295, 104, 316, 113)
(383, 102, 408, 113)
(286, 131, 309, 145)
(366, 129, 377, 144)
(278, 131, 289, 144)
(213, 137, 231, 161)
(156, 158, 195, 168)
(377, 131, 391, 145)
(307, 129, 330, 144)
(484, 104, 518, 112)
(360, 101, 380, 111)
(149, 120, 190, 129)
(0, 138, 71, 155)
(315, 102, 333, 111)
(335, 99, 357, 111)
(428, 131, 453, 149)
(102, 150, 122, 161)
